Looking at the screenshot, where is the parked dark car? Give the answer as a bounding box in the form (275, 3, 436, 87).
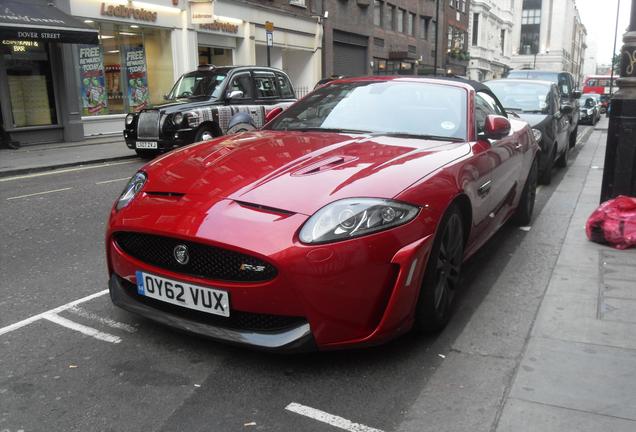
(124, 65, 297, 158)
(506, 70, 581, 148)
(486, 79, 571, 185)
(579, 93, 601, 125)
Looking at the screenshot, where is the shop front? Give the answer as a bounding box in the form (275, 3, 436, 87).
(197, 18, 242, 67)
(0, 0, 98, 144)
(69, 0, 181, 136)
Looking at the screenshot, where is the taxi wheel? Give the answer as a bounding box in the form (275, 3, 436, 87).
(195, 127, 217, 142)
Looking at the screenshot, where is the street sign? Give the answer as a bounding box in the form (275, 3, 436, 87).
(265, 21, 274, 32)
(266, 31, 273, 47)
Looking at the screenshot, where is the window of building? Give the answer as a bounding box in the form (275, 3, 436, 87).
(448, 26, 453, 49)
(387, 4, 396, 31)
(75, 22, 174, 115)
(500, 29, 506, 55)
(373, 58, 387, 75)
(408, 13, 415, 36)
(374, 37, 385, 47)
(198, 47, 233, 66)
(397, 9, 404, 33)
(374, 0, 383, 27)
(472, 13, 479, 46)
(521, 9, 541, 24)
(408, 45, 417, 55)
(420, 16, 429, 40)
(460, 0, 465, 12)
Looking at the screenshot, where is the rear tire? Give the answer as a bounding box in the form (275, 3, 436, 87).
(538, 145, 554, 185)
(414, 204, 464, 334)
(556, 141, 569, 168)
(513, 158, 538, 226)
(569, 125, 578, 148)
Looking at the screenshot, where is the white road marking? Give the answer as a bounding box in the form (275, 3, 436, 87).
(6, 187, 72, 200)
(42, 313, 121, 344)
(68, 306, 137, 333)
(285, 403, 384, 432)
(0, 289, 108, 337)
(0, 160, 138, 183)
(95, 177, 130, 185)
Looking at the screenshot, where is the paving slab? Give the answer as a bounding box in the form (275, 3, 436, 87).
(497, 398, 636, 432)
(509, 336, 636, 421)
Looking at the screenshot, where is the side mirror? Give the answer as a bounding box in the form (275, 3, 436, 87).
(265, 106, 284, 123)
(227, 90, 244, 101)
(573, 90, 582, 99)
(483, 115, 511, 140)
(163, 94, 170, 101)
(560, 105, 574, 114)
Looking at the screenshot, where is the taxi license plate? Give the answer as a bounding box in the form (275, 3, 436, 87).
(136, 141, 158, 149)
(136, 271, 230, 317)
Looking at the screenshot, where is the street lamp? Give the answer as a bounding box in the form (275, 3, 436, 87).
(600, 0, 636, 201)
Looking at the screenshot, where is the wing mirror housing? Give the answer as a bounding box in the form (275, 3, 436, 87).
(265, 106, 284, 124)
(227, 90, 244, 101)
(560, 105, 574, 115)
(483, 115, 511, 140)
(573, 90, 582, 99)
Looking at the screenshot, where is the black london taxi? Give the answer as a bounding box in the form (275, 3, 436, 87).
(124, 65, 297, 158)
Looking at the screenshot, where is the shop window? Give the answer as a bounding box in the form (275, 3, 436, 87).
(198, 46, 233, 66)
(1, 41, 57, 127)
(76, 22, 174, 115)
(254, 72, 279, 99)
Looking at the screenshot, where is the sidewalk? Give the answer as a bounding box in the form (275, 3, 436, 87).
(495, 120, 636, 430)
(399, 117, 636, 432)
(0, 135, 136, 178)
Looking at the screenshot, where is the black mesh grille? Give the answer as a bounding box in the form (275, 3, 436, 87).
(114, 232, 277, 282)
(137, 110, 160, 139)
(120, 277, 304, 332)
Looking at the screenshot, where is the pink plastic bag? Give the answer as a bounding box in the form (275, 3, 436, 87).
(586, 195, 636, 249)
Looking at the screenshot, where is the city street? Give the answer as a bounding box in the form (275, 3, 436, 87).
(0, 126, 607, 432)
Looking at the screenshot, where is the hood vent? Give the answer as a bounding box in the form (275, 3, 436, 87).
(292, 155, 357, 176)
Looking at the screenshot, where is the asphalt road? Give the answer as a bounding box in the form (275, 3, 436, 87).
(0, 127, 595, 432)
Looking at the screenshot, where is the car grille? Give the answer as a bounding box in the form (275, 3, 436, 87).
(114, 232, 277, 282)
(119, 277, 305, 332)
(137, 110, 160, 139)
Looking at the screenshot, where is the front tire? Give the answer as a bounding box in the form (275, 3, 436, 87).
(414, 204, 464, 334)
(538, 144, 554, 185)
(513, 157, 538, 226)
(195, 127, 217, 143)
(556, 141, 569, 168)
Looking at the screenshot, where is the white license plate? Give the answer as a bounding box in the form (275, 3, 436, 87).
(136, 141, 158, 149)
(136, 271, 230, 317)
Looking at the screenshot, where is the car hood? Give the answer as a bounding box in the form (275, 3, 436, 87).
(142, 97, 220, 114)
(516, 113, 551, 128)
(140, 130, 469, 215)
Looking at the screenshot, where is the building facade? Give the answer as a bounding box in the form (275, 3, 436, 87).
(443, 0, 470, 76)
(467, 0, 514, 81)
(509, 0, 587, 83)
(320, 0, 442, 78)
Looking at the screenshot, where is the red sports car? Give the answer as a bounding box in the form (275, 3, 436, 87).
(107, 77, 538, 351)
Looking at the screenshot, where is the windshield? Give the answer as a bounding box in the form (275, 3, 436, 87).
(579, 94, 599, 107)
(167, 72, 227, 99)
(487, 81, 551, 114)
(266, 81, 467, 140)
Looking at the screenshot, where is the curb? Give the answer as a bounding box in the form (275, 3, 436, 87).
(0, 155, 139, 179)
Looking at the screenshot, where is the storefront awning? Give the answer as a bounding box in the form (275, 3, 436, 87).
(0, 1, 98, 45)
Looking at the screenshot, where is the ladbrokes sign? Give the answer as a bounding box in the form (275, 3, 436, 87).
(100, 3, 158, 22)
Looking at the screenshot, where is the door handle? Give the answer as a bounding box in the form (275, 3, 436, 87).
(478, 180, 492, 197)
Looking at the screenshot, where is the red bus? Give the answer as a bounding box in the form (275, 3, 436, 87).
(582, 75, 619, 112)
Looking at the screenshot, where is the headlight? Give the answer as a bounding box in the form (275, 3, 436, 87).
(116, 172, 147, 210)
(299, 198, 419, 244)
(173, 112, 184, 125)
(532, 128, 542, 143)
(125, 113, 135, 125)
(587, 109, 594, 115)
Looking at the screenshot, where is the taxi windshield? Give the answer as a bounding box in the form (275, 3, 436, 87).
(167, 72, 227, 99)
